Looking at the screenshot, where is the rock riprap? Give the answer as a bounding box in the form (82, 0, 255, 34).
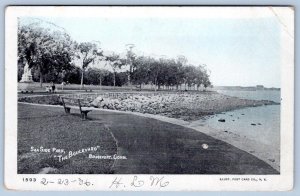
(90, 92, 278, 121)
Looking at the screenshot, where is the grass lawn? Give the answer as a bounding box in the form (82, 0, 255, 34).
(18, 103, 279, 174)
(18, 104, 117, 174)
(18, 82, 151, 92)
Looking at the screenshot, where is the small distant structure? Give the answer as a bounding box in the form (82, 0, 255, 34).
(20, 63, 33, 83)
(256, 85, 264, 90)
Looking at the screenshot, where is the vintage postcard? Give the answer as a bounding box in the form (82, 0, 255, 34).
(5, 6, 294, 191)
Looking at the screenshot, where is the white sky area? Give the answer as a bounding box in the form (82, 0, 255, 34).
(22, 9, 290, 88)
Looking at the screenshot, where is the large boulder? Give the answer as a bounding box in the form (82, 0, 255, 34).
(91, 96, 104, 108)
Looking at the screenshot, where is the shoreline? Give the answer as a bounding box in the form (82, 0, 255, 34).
(100, 105, 280, 172)
(18, 102, 279, 174)
(18, 91, 280, 121)
(18, 91, 280, 171)
(19, 101, 279, 172)
(98, 104, 280, 172)
(188, 105, 280, 172)
(91, 91, 279, 121)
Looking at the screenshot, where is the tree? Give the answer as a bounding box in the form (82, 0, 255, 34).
(105, 53, 125, 87)
(202, 68, 211, 89)
(190, 64, 212, 91)
(165, 60, 179, 89)
(125, 44, 136, 90)
(97, 69, 110, 87)
(18, 59, 24, 81)
(18, 18, 74, 87)
(115, 72, 128, 86)
(147, 57, 161, 91)
(194, 65, 204, 90)
(174, 57, 186, 90)
(71, 42, 103, 89)
(132, 56, 151, 89)
(63, 65, 81, 84)
(156, 58, 171, 90)
(203, 76, 211, 89)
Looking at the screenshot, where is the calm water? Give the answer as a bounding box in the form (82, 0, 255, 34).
(217, 89, 281, 103)
(203, 90, 280, 149)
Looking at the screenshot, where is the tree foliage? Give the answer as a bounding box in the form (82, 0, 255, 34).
(18, 18, 74, 87)
(104, 53, 125, 86)
(131, 55, 211, 90)
(71, 41, 104, 88)
(17, 18, 211, 91)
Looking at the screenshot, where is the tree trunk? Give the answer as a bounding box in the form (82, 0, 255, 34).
(39, 65, 43, 88)
(127, 73, 131, 90)
(39, 72, 43, 88)
(113, 72, 116, 87)
(99, 75, 102, 90)
(80, 69, 84, 89)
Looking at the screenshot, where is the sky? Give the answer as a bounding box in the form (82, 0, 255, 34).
(23, 14, 283, 88)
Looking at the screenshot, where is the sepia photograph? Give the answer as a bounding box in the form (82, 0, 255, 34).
(5, 6, 294, 191)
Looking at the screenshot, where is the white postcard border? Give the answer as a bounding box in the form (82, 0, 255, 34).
(4, 6, 294, 191)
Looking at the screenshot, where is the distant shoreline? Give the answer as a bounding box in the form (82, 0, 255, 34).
(213, 86, 280, 91)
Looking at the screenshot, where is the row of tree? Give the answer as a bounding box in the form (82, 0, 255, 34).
(17, 18, 211, 90)
(131, 56, 211, 91)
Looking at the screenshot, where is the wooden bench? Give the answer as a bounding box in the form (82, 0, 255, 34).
(61, 97, 93, 120)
